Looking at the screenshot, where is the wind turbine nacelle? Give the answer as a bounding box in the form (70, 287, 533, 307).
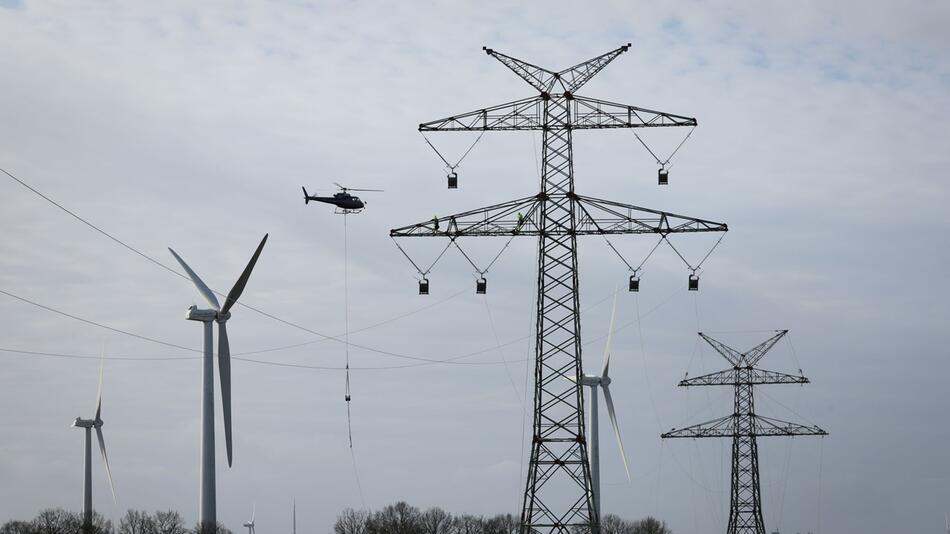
(186, 305, 218, 322)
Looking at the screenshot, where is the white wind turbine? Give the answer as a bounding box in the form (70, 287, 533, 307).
(72, 358, 116, 530)
(169, 234, 268, 534)
(578, 290, 630, 519)
(243, 505, 255, 534)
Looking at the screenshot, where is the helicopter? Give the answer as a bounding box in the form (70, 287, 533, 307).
(302, 183, 383, 213)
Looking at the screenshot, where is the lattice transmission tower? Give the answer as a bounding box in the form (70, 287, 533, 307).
(662, 330, 827, 534)
(391, 45, 728, 534)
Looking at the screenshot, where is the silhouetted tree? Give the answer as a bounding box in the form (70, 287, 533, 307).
(630, 517, 669, 534)
(420, 508, 450, 534)
(1, 521, 36, 534)
(33, 509, 81, 534)
(367, 502, 423, 534)
(119, 511, 154, 534)
(152, 512, 186, 534)
(483, 514, 516, 534)
(334, 508, 369, 534)
(447, 515, 482, 534)
(600, 514, 631, 534)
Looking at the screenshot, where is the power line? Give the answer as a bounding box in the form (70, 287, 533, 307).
(0, 164, 472, 362)
(0, 277, 682, 371)
(0, 288, 199, 353)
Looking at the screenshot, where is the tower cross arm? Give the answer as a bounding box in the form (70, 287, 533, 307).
(418, 96, 544, 131)
(570, 96, 697, 130)
(752, 415, 828, 437)
(662, 414, 827, 438)
(745, 330, 789, 366)
(389, 194, 728, 238)
(557, 44, 632, 93)
(575, 195, 728, 235)
(698, 333, 744, 366)
(389, 196, 542, 238)
(661, 415, 735, 439)
(483, 47, 558, 93)
(678, 367, 809, 387)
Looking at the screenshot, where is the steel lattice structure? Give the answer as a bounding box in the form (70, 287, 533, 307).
(661, 331, 827, 534)
(391, 45, 727, 534)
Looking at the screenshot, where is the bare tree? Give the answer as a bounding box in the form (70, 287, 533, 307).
(420, 508, 451, 534)
(483, 514, 517, 534)
(152, 512, 186, 534)
(600, 514, 632, 534)
(630, 517, 669, 534)
(32, 509, 81, 534)
(446, 515, 482, 534)
(1, 521, 36, 534)
(367, 503, 423, 534)
(119, 511, 155, 534)
(334, 509, 369, 534)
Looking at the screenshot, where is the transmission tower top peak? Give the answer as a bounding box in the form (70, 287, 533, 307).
(480, 43, 633, 94)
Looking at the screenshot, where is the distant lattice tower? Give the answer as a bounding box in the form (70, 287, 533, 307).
(662, 331, 827, 534)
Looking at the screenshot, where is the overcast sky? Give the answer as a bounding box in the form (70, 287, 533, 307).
(1, 2, 949, 533)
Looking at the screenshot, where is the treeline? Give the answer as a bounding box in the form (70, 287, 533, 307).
(333, 502, 670, 534)
(0, 509, 232, 534)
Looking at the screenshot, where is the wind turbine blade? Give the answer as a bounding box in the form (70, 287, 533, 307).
(96, 426, 117, 503)
(221, 234, 268, 314)
(218, 321, 233, 467)
(168, 248, 220, 310)
(602, 289, 618, 378)
(602, 385, 631, 481)
(95, 355, 104, 421)
(252, 504, 255, 522)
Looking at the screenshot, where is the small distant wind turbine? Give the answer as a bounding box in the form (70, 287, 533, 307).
(292, 499, 296, 534)
(72, 358, 116, 530)
(243, 505, 255, 534)
(169, 234, 268, 534)
(577, 290, 630, 519)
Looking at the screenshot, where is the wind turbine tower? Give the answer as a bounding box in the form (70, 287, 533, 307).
(169, 234, 268, 534)
(72, 359, 116, 532)
(243, 506, 256, 534)
(578, 291, 630, 519)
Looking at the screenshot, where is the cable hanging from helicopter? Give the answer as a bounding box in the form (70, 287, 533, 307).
(420, 130, 486, 189)
(631, 125, 696, 185)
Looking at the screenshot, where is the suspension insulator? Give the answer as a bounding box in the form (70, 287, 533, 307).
(688, 273, 699, 291)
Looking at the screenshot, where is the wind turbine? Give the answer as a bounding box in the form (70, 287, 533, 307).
(169, 234, 268, 534)
(578, 290, 630, 519)
(292, 499, 296, 534)
(243, 506, 255, 534)
(72, 358, 116, 531)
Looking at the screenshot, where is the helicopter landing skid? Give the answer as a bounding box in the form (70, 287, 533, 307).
(335, 208, 364, 215)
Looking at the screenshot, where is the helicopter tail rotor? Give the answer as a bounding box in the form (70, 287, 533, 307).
(302, 186, 310, 204)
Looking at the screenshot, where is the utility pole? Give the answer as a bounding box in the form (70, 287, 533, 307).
(662, 331, 827, 534)
(391, 45, 727, 534)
